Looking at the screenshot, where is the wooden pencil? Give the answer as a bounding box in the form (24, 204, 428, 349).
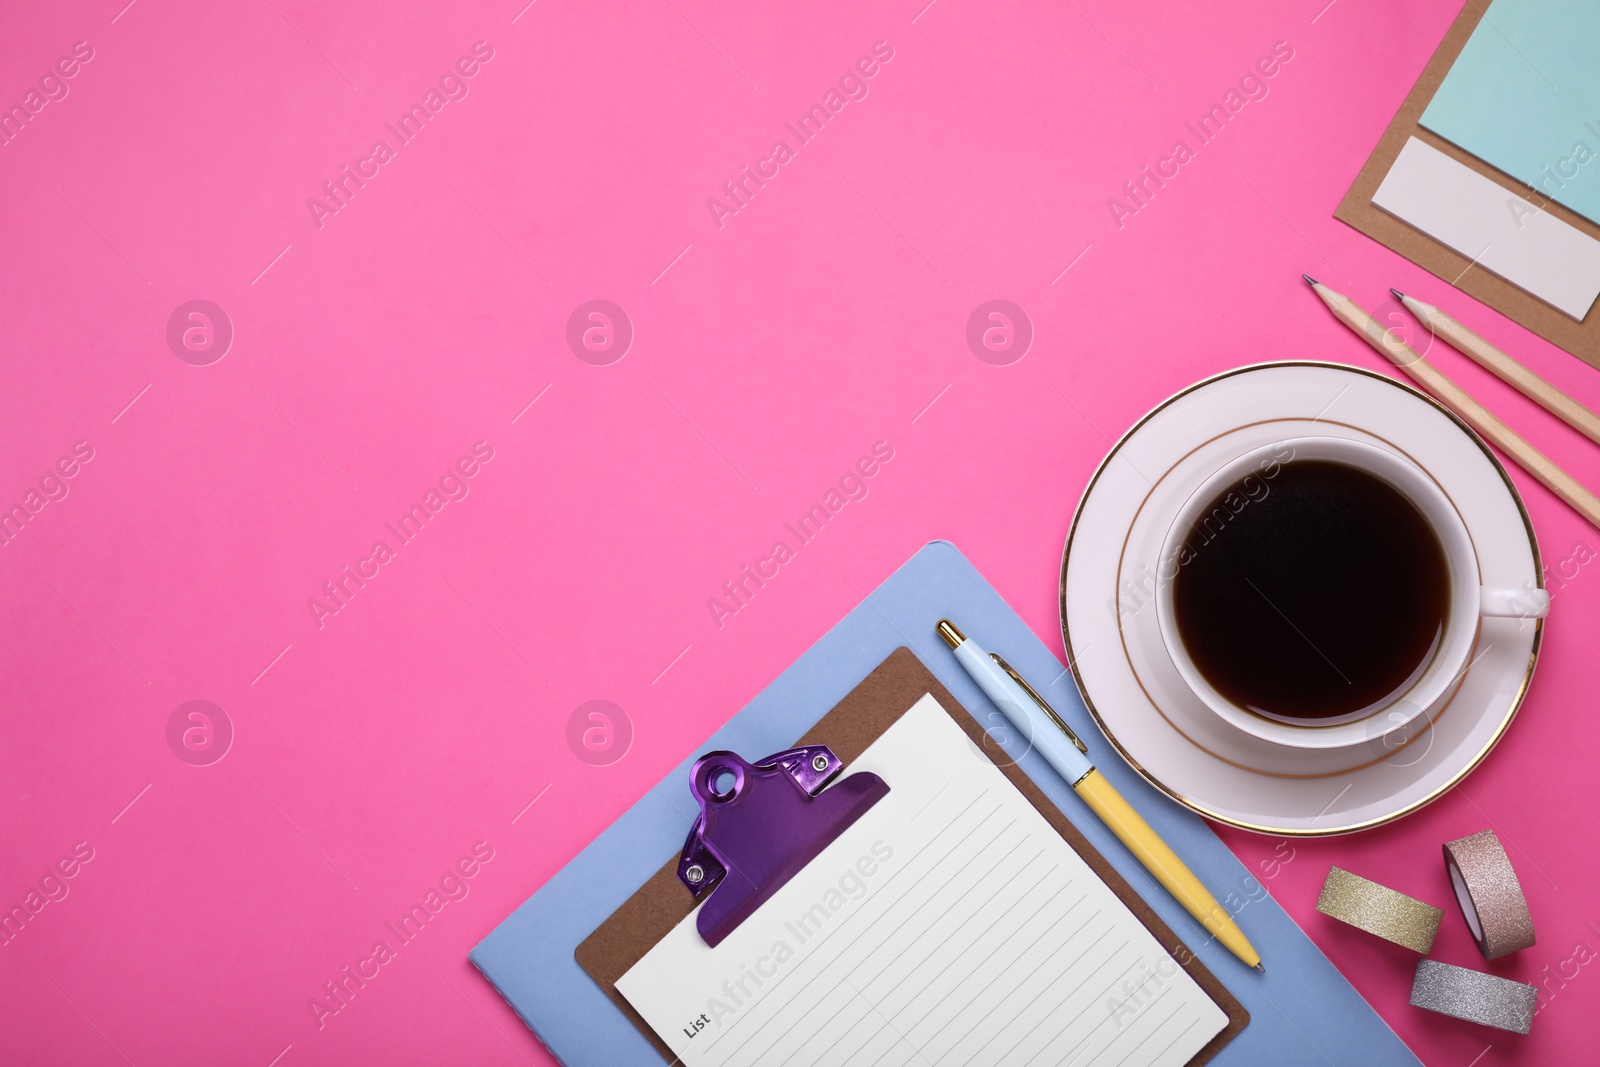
(1304, 276, 1600, 531)
(1395, 289, 1600, 448)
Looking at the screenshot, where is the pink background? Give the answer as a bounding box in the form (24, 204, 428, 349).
(3, 0, 1597, 1063)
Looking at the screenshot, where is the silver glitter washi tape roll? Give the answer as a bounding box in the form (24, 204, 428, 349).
(1411, 959, 1538, 1034)
(1443, 829, 1536, 960)
(1315, 865, 1443, 954)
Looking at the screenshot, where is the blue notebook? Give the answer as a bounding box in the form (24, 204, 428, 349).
(471, 541, 1420, 1066)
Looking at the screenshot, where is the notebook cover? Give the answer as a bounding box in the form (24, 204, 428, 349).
(469, 540, 1421, 1067)
(1334, 0, 1600, 367)
(578, 647, 1248, 1064)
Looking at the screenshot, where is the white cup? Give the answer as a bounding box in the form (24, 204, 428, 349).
(1155, 437, 1549, 750)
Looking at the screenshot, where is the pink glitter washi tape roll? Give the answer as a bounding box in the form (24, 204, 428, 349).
(1443, 830, 1535, 960)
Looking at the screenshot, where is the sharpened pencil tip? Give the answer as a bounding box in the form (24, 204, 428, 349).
(1301, 274, 1318, 287)
(1389, 287, 1405, 302)
(1254, 963, 1266, 974)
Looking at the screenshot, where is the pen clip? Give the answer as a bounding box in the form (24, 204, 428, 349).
(990, 653, 1088, 754)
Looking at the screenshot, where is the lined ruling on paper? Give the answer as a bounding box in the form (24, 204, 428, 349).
(616, 694, 1227, 1067)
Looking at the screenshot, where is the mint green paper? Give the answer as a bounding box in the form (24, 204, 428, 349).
(1419, 0, 1600, 226)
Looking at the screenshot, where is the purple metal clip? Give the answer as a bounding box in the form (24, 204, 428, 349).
(676, 744, 889, 947)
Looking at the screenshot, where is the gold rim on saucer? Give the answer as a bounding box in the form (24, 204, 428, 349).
(1058, 361, 1543, 837)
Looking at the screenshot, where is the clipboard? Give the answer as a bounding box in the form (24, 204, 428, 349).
(575, 647, 1248, 1065)
(470, 540, 1421, 1067)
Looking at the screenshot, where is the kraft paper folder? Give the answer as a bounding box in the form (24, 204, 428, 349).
(1337, 0, 1600, 367)
(470, 541, 1421, 1066)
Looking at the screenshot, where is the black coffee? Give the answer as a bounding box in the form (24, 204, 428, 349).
(1172, 459, 1450, 725)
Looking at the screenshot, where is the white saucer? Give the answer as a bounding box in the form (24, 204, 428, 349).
(1059, 363, 1544, 836)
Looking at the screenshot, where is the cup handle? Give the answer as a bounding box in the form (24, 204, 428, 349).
(1479, 586, 1550, 619)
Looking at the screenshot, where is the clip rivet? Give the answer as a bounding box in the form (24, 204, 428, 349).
(686, 864, 705, 884)
(812, 754, 829, 772)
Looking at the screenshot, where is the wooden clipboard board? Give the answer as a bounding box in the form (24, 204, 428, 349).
(1335, 0, 1600, 368)
(575, 647, 1248, 1064)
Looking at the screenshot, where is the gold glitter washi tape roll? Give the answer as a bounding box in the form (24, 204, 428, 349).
(1315, 865, 1443, 953)
(1411, 959, 1538, 1034)
(1444, 829, 1536, 960)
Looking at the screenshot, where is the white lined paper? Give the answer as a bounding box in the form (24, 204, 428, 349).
(616, 694, 1227, 1067)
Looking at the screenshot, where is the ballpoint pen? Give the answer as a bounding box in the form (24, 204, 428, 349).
(937, 619, 1265, 972)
